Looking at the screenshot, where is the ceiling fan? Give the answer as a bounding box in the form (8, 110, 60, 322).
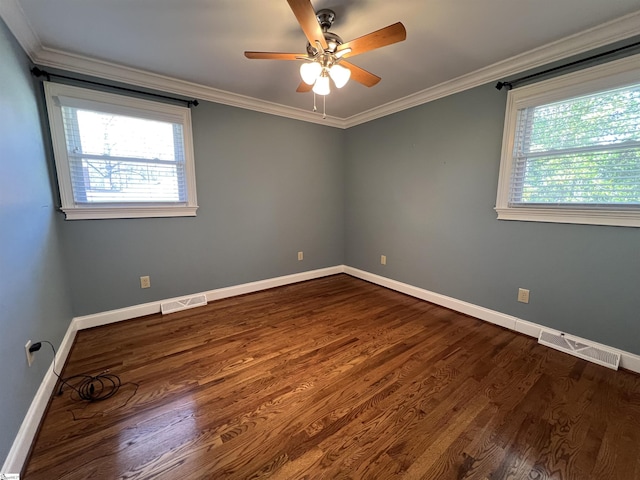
(244, 0, 407, 97)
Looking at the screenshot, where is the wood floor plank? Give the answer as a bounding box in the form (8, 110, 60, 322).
(23, 274, 640, 479)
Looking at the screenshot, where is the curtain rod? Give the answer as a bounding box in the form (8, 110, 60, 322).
(31, 67, 199, 107)
(496, 40, 640, 91)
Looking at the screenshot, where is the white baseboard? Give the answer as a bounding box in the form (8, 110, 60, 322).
(5, 264, 639, 474)
(2, 321, 78, 474)
(344, 267, 520, 331)
(344, 266, 640, 374)
(74, 266, 345, 330)
(204, 266, 344, 302)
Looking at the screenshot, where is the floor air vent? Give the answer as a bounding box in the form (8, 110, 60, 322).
(538, 330, 620, 370)
(161, 294, 207, 315)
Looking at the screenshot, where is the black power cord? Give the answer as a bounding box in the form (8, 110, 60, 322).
(30, 340, 124, 402)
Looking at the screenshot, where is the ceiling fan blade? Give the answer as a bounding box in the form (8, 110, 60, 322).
(341, 61, 381, 87)
(287, 0, 329, 51)
(296, 81, 313, 93)
(244, 52, 306, 60)
(336, 22, 407, 58)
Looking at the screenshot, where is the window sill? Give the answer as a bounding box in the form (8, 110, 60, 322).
(495, 206, 640, 228)
(61, 205, 199, 220)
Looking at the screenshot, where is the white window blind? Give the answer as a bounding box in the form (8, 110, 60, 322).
(62, 107, 188, 204)
(510, 84, 640, 206)
(495, 53, 640, 227)
(44, 82, 198, 220)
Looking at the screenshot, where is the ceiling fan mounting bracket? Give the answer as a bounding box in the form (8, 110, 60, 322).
(315, 9, 335, 31)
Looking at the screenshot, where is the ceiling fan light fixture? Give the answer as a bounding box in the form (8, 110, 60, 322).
(312, 73, 331, 96)
(244, 2, 407, 107)
(300, 61, 322, 85)
(329, 64, 350, 88)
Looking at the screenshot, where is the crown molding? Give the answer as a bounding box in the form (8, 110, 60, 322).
(0, 0, 40, 57)
(2, 2, 639, 129)
(343, 10, 640, 127)
(32, 47, 344, 128)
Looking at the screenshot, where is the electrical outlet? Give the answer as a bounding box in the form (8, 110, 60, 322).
(518, 288, 530, 304)
(140, 276, 151, 289)
(25, 340, 34, 367)
(298, 251, 303, 261)
(381, 255, 387, 265)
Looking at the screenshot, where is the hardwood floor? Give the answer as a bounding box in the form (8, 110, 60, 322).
(24, 274, 640, 479)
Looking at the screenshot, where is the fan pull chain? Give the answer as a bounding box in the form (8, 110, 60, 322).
(311, 93, 326, 119)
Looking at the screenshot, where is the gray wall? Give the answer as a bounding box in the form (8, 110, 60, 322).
(0, 19, 74, 462)
(60, 102, 345, 315)
(345, 83, 640, 355)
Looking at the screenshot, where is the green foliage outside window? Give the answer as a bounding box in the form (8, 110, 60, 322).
(514, 85, 640, 205)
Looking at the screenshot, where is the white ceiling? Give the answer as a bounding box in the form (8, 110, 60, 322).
(5, 0, 640, 124)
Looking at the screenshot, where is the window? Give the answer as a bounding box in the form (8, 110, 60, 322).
(495, 54, 640, 227)
(44, 82, 198, 220)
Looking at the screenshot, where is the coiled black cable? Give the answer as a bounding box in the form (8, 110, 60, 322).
(40, 340, 122, 402)
(59, 372, 121, 401)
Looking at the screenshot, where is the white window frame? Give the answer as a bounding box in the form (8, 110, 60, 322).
(44, 82, 198, 220)
(495, 53, 640, 228)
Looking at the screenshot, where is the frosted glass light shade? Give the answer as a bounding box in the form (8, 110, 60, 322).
(312, 74, 331, 96)
(300, 62, 322, 85)
(329, 64, 351, 88)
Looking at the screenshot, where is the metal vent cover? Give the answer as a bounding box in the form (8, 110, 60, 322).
(161, 294, 207, 315)
(538, 330, 620, 370)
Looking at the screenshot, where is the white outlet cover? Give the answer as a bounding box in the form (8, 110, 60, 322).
(518, 288, 530, 303)
(25, 340, 34, 366)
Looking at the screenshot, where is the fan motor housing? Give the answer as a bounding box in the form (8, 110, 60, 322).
(306, 31, 344, 55)
(305, 9, 343, 56)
